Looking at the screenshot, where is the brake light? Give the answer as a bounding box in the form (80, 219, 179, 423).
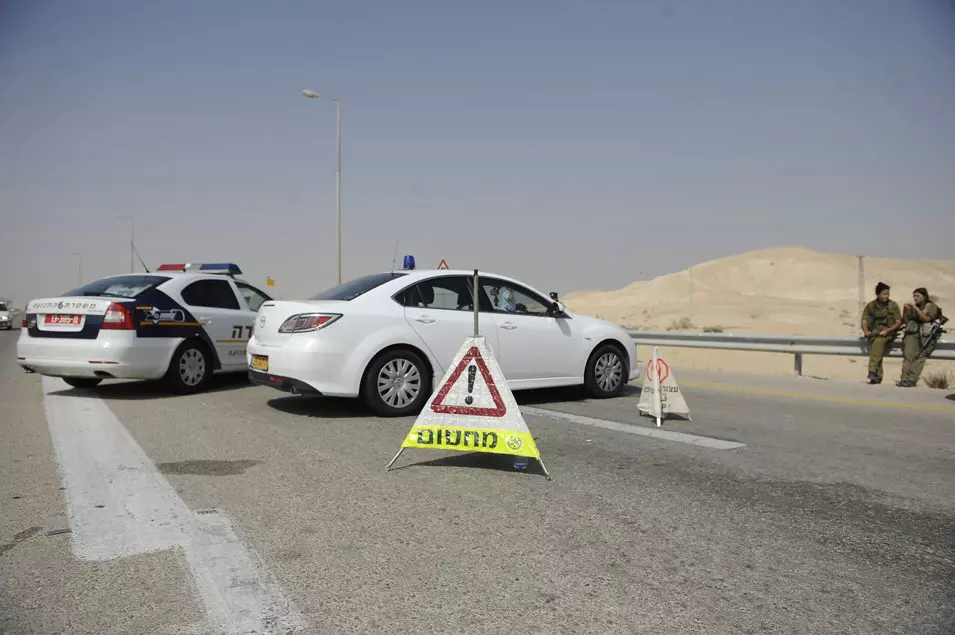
(101, 302, 135, 330)
(23, 314, 36, 329)
(278, 313, 341, 333)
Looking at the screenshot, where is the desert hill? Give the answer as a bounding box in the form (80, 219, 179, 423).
(565, 247, 955, 383)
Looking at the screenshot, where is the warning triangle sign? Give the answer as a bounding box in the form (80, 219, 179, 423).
(387, 335, 550, 478)
(637, 346, 691, 425)
(430, 343, 507, 417)
(436, 259, 449, 270)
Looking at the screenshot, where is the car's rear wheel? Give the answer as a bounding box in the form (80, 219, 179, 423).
(363, 348, 431, 417)
(63, 377, 103, 390)
(584, 342, 627, 398)
(165, 340, 213, 394)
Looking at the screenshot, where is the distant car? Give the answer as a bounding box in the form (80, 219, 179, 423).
(16, 263, 273, 393)
(0, 300, 18, 330)
(247, 261, 639, 416)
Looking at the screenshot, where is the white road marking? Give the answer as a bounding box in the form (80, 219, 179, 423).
(41, 377, 305, 635)
(521, 406, 746, 450)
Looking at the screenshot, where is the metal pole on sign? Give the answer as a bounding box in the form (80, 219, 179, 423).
(473, 269, 479, 337)
(652, 347, 663, 427)
(386, 446, 404, 471)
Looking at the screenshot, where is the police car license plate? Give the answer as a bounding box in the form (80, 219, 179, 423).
(44, 314, 82, 326)
(251, 355, 269, 371)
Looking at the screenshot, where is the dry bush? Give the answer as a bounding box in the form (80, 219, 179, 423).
(667, 317, 696, 331)
(923, 371, 951, 390)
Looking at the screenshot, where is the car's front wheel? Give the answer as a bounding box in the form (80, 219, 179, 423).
(363, 348, 431, 417)
(164, 340, 213, 394)
(63, 377, 103, 390)
(583, 342, 628, 398)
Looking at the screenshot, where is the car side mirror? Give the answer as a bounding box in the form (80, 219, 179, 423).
(550, 301, 566, 316)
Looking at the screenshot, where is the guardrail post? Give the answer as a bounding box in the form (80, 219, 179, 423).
(794, 353, 803, 377)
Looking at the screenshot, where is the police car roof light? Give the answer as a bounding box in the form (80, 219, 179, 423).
(196, 263, 242, 275)
(157, 264, 187, 271)
(403, 255, 416, 270)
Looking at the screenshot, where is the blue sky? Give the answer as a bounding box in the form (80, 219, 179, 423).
(1, 0, 953, 304)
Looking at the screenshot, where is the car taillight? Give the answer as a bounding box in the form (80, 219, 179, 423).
(278, 313, 341, 333)
(101, 302, 135, 330)
(23, 314, 36, 329)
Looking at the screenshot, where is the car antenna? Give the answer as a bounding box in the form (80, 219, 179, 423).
(390, 238, 400, 272)
(132, 244, 150, 272)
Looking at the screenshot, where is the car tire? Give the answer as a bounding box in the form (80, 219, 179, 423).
(63, 377, 103, 390)
(164, 340, 213, 394)
(583, 342, 628, 398)
(362, 348, 432, 417)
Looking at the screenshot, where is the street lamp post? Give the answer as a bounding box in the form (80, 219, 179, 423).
(302, 89, 342, 285)
(116, 214, 135, 272)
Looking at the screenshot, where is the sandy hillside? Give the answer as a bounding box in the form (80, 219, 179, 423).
(565, 247, 955, 384)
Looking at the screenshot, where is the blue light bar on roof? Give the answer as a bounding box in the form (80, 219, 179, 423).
(403, 255, 416, 270)
(185, 263, 242, 275)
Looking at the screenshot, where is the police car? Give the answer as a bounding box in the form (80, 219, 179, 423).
(16, 263, 272, 393)
(248, 255, 639, 416)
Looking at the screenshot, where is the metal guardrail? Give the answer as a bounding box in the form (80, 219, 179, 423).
(625, 330, 955, 376)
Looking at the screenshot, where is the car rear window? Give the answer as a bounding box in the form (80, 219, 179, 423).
(62, 275, 171, 299)
(309, 272, 407, 301)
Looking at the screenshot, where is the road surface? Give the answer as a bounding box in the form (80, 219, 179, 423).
(2, 330, 953, 634)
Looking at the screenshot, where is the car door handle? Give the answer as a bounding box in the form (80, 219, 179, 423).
(499, 322, 518, 330)
(414, 316, 435, 324)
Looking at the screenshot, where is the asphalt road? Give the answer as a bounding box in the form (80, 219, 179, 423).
(2, 329, 954, 635)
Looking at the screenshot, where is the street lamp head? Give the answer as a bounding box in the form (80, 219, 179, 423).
(302, 90, 320, 98)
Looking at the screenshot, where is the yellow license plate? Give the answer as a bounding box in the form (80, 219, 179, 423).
(251, 355, 269, 371)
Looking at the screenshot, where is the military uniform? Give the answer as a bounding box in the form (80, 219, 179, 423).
(862, 298, 901, 382)
(900, 302, 940, 385)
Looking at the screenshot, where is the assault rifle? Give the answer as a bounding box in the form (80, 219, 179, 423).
(919, 314, 949, 356)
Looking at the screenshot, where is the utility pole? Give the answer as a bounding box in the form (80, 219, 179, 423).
(857, 255, 865, 315)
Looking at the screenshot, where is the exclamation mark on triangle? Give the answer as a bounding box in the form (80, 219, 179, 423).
(465, 365, 476, 405)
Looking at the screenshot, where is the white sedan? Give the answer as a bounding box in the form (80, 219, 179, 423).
(247, 266, 639, 416)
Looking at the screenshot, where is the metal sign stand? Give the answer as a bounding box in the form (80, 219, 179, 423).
(386, 269, 552, 479)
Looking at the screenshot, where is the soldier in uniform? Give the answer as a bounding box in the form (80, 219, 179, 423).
(860, 281, 902, 384)
(897, 287, 941, 387)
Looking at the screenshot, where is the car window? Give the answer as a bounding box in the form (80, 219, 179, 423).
(480, 279, 551, 316)
(0, 303, 7, 311)
(309, 272, 408, 301)
(61, 275, 171, 299)
(235, 282, 272, 312)
(181, 279, 240, 310)
(399, 276, 474, 311)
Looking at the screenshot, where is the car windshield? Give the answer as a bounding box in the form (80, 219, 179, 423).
(61, 275, 171, 299)
(309, 272, 407, 301)
(0, 303, 8, 311)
